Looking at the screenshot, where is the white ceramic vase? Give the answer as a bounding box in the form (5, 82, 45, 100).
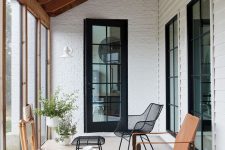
(59, 137, 71, 146)
(46, 117, 59, 127)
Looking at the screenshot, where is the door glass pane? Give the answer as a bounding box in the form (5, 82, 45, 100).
(202, 34, 210, 74)
(6, 1, 21, 149)
(170, 51, 173, 76)
(169, 24, 173, 49)
(174, 78, 178, 106)
(106, 102, 120, 121)
(107, 65, 120, 83)
(170, 106, 174, 132)
(107, 27, 121, 45)
(192, 1, 201, 37)
(170, 78, 174, 105)
(41, 25, 47, 144)
(92, 84, 107, 101)
(93, 45, 106, 63)
(93, 26, 106, 44)
(175, 107, 179, 132)
(92, 104, 107, 122)
(195, 121, 202, 149)
(174, 20, 178, 47)
(174, 48, 178, 76)
(201, 0, 210, 20)
(193, 77, 201, 115)
(193, 39, 200, 76)
(109, 46, 121, 63)
(27, 12, 36, 109)
(93, 65, 107, 83)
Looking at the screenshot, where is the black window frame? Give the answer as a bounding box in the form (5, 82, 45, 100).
(165, 15, 179, 136)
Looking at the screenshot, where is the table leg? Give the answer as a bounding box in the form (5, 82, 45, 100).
(132, 134, 137, 150)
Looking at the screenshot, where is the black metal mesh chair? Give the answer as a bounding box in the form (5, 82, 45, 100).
(114, 103, 163, 150)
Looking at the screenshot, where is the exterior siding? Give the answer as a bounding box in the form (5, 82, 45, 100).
(213, 0, 225, 149)
(158, 0, 191, 143)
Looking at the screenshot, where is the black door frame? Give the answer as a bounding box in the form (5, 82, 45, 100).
(84, 18, 128, 132)
(187, 0, 211, 149)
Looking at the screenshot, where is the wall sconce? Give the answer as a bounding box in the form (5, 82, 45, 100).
(60, 46, 73, 58)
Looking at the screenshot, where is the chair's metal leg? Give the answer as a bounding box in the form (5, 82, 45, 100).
(144, 134, 154, 150)
(127, 136, 131, 150)
(119, 137, 123, 150)
(140, 135, 147, 150)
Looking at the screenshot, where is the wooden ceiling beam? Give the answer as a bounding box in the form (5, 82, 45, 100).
(43, 0, 87, 16)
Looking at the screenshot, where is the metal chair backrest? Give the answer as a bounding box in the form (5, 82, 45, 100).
(134, 103, 163, 132)
(144, 103, 163, 122)
(174, 114, 200, 150)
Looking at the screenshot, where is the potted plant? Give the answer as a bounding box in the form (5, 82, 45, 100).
(36, 88, 78, 127)
(56, 113, 77, 145)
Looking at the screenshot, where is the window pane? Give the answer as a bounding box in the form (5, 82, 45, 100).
(6, 1, 21, 149)
(27, 12, 36, 109)
(41, 25, 47, 144)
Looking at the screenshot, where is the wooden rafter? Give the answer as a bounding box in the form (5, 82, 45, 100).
(42, 0, 87, 17)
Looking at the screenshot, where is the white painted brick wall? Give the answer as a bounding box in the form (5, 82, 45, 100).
(51, 0, 159, 134)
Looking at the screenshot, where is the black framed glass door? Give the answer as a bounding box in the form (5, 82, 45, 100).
(187, 0, 211, 149)
(165, 16, 179, 135)
(84, 19, 128, 132)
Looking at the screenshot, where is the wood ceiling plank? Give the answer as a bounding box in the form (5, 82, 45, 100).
(37, 0, 52, 5)
(43, 0, 87, 16)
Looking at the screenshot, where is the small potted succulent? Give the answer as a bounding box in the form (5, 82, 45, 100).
(36, 88, 78, 127)
(56, 113, 77, 145)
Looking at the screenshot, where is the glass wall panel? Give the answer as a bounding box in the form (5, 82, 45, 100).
(41, 25, 47, 144)
(6, 0, 21, 149)
(27, 12, 36, 109)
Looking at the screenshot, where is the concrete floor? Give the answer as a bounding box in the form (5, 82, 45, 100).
(42, 135, 172, 150)
(102, 136, 172, 150)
